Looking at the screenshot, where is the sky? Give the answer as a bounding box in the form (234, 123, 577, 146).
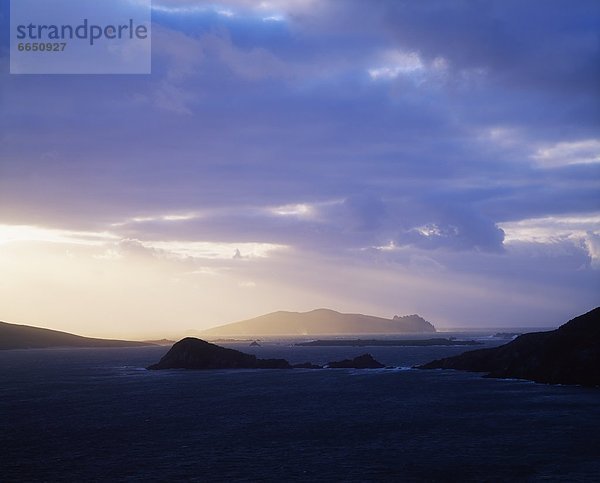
(0, 0, 599, 338)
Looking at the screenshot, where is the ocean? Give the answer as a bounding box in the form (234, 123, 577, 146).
(1, 334, 599, 482)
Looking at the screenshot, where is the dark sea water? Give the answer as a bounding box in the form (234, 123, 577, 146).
(1, 335, 599, 482)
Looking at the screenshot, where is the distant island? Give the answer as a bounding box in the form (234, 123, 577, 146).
(201, 308, 436, 336)
(0, 321, 153, 350)
(418, 307, 600, 387)
(147, 337, 385, 370)
(143, 339, 176, 346)
(296, 338, 481, 347)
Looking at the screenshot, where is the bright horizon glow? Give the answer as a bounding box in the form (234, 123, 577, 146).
(0, 224, 118, 246)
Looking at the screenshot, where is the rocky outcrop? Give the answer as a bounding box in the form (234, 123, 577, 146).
(147, 338, 387, 371)
(147, 338, 290, 370)
(418, 307, 600, 387)
(327, 354, 385, 369)
(392, 314, 436, 333)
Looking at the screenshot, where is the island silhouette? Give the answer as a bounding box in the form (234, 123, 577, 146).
(200, 308, 436, 336)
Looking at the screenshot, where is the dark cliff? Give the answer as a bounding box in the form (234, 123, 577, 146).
(418, 307, 600, 387)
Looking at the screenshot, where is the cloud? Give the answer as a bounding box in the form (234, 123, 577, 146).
(584, 232, 600, 269)
(533, 139, 600, 167)
(367, 50, 450, 85)
(0, 222, 286, 262)
(397, 203, 506, 253)
(203, 31, 290, 80)
(500, 213, 600, 268)
(0, 224, 117, 246)
(368, 50, 425, 80)
(270, 202, 315, 217)
(143, 25, 296, 112)
(152, 0, 318, 16)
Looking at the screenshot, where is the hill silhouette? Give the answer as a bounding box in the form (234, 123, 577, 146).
(201, 308, 435, 336)
(0, 321, 152, 350)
